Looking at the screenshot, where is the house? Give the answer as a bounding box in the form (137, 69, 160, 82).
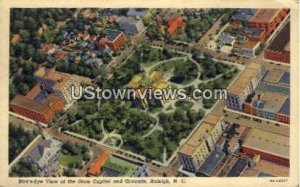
(41, 43, 55, 55)
(88, 151, 110, 176)
(240, 40, 260, 58)
(216, 33, 235, 48)
(27, 138, 62, 176)
(115, 16, 145, 34)
(167, 16, 184, 35)
(84, 58, 103, 68)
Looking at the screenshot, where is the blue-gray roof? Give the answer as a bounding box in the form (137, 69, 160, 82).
(198, 150, 225, 176)
(236, 9, 257, 15)
(227, 158, 247, 177)
(217, 33, 234, 45)
(28, 139, 52, 162)
(127, 9, 147, 17)
(103, 29, 123, 43)
(258, 172, 274, 177)
(231, 13, 252, 22)
(279, 97, 290, 115)
(279, 72, 290, 85)
(245, 28, 264, 37)
(256, 83, 290, 95)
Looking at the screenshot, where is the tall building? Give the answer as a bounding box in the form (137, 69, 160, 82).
(242, 128, 289, 167)
(227, 63, 266, 110)
(249, 9, 288, 39)
(264, 21, 290, 63)
(34, 67, 80, 104)
(177, 114, 225, 172)
(115, 16, 145, 34)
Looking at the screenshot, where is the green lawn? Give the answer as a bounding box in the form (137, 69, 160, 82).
(59, 154, 83, 167)
(151, 59, 198, 85)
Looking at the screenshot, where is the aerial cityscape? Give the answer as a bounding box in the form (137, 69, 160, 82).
(9, 8, 290, 178)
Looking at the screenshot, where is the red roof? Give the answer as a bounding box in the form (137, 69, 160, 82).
(167, 16, 184, 35)
(87, 151, 110, 176)
(25, 83, 42, 99)
(54, 50, 68, 59)
(41, 43, 54, 53)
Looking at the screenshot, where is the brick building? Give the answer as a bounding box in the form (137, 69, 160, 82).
(242, 128, 289, 167)
(97, 29, 126, 51)
(11, 94, 64, 124)
(264, 21, 290, 63)
(249, 9, 288, 39)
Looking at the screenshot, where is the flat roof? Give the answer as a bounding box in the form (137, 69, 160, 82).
(198, 150, 225, 176)
(242, 128, 289, 159)
(228, 63, 263, 96)
(242, 40, 260, 49)
(250, 9, 281, 23)
(227, 158, 248, 177)
(252, 91, 288, 113)
(267, 21, 290, 53)
(256, 82, 290, 95)
(179, 114, 222, 156)
(34, 67, 72, 90)
(11, 95, 49, 114)
(263, 69, 286, 84)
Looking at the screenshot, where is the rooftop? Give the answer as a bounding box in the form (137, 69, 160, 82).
(198, 150, 225, 176)
(88, 151, 110, 176)
(103, 156, 138, 176)
(34, 67, 72, 90)
(228, 63, 263, 96)
(250, 9, 281, 23)
(226, 158, 248, 177)
(255, 82, 290, 95)
(251, 91, 288, 113)
(263, 69, 286, 84)
(102, 29, 124, 43)
(179, 114, 222, 156)
(242, 128, 289, 159)
(242, 40, 260, 49)
(116, 16, 139, 24)
(11, 95, 50, 114)
(267, 21, 290, 53)
(127, 8, 148, 17)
